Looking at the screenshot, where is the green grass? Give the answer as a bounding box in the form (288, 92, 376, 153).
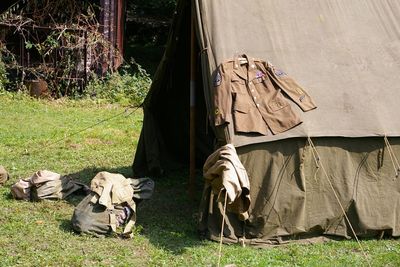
(1, 93, 400, 266)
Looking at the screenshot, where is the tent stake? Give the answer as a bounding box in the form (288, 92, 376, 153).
(189, 6, 196, 198)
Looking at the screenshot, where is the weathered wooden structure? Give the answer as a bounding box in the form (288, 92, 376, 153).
(0, 0, 126, 93)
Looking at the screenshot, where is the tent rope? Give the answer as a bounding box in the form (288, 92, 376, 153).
(217, 190, 228, 267)
(307, 137, 371, 267)
(384, 135, 400, 178)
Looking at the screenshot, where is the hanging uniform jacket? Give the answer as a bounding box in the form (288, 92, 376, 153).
(213, 55, 317, 135)
(203, 144, 250, 221)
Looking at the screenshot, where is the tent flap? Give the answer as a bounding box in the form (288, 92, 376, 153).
(198, 137, 400, 244)
(196, 0, 400, 147)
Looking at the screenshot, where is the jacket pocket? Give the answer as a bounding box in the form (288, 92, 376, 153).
(268, 95, 289, 112)
(232, 78, 245, 85)
(251, 76, 265, 84)
(233, 99, 251, 113)
(233, 94, 250, 113)
(233, 100, 269, 135)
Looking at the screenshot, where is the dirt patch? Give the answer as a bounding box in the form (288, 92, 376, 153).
(84, 138, 114, 145)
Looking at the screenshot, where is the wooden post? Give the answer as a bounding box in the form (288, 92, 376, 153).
(189, 7, 196, 198)
(83, 31, 88, 90)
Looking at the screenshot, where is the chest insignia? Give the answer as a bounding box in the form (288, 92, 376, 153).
(256, 71, 265, 79)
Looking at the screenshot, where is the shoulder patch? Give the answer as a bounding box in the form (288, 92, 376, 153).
(274, 68, 287, 77)
(214, 71, 222, 87)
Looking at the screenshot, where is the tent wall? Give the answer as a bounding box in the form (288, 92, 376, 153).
(196, 0, 400, 147)
(199, 137, 400, 244)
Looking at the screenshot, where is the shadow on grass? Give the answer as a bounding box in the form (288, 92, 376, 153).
(59, 166, 206, 255)
(2, 190, 15, 200)
(59, 219, 74, 232)
(135, 170, 206, 255)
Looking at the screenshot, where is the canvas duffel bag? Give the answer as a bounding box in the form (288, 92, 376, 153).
(71, 171, 154, 238)
(11, 170, 89, 201)
(0, 165, 8, 186)
(71, 191, 132, 237)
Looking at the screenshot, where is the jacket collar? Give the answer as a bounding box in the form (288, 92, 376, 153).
(233, 54, 257, 81)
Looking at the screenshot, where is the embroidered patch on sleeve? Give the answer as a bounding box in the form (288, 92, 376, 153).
(274, 68, 287, 77)
(214, 71, 222, 87)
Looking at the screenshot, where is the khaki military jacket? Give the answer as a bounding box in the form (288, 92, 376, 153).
(213, 55, 317, 135)
(90, 171, 135, 209)
(203, 144, 250, 220)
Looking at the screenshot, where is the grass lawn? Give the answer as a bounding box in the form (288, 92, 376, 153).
(0, 93, 400, 266)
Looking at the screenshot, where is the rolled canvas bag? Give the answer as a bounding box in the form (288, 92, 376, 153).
(0, 165, 8, 186)
(10, 179, 31, 200)
(11, 170, 89, 201)
(129, 177, 155, 200)
(30, 170, 89, 201)
(72, 172, 154, 238)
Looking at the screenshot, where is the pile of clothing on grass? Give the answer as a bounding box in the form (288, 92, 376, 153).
(1, 166, 154, 238)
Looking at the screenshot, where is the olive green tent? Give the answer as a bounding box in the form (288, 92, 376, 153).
(133, 0, 400, 245)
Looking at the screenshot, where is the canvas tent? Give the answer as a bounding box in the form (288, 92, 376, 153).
(133, 0, 400, 245)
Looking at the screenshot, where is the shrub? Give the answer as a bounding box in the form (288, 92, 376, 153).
(85, 62, 151, 106)
(0, 55, 9, 93)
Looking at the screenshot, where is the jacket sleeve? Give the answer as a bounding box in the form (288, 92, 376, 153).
(213, 63, 233, 126)
(266, 63, 317, 112)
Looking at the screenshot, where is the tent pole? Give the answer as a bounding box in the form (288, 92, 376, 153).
(189, 5, 196, 198)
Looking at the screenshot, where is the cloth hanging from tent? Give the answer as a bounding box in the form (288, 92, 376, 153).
(213, 54, 317, 136)
(203, 144, 250, 220)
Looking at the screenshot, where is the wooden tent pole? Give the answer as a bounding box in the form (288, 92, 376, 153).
(189, 6, 196, 197)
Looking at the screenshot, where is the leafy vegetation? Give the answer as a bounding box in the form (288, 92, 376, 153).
(85, 63, 151, 106)
(0, 0, 172, 97)
(0, 56, 9, 92)
(0, 0, 116, 96)
(1, 94, 400, 266)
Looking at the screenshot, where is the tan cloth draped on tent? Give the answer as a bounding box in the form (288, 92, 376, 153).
(203, 144, 251, 220)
